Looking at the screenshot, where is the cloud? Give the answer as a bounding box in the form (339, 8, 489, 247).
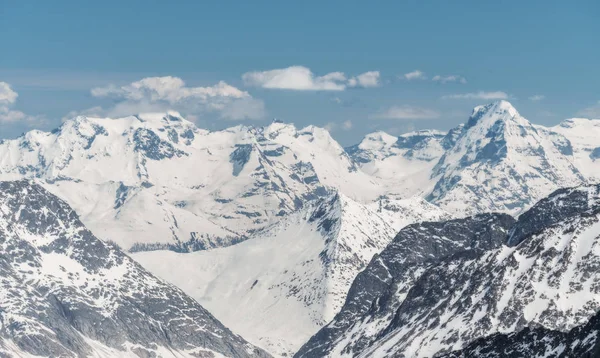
(577, 101, 600, 118)
(342, 120, 353, 130)
(242, 66, 380, 91)
(371, 105, 441, 120)
(403, 70, 426, 81)
(0, 81, 43, 124)
(432, 75, 467, 84)
(441, 91, 509, 100)
(0, 82, 18, 104)
(324, 122, 337, 131)
(219, 97, 266, 120)
(529, 94, 545, 101)
(89, 76, 265, 121)
(348, 71, 380, 88)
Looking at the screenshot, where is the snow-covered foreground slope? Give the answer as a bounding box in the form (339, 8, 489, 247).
(0, 180, 269, 358)
(298, 184, 600, 357)
(441, 310, 600, 357)
(134, 192, 448, 356)
(0, 113, 381, 251)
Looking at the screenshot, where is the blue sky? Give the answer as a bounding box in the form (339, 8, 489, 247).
(1, 0, 599, 145)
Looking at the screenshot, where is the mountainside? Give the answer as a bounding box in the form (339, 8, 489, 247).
(0, 113, 381, 251)
(298, 183, 600, 357)
(0, 180, 269, 357)
(134, 191, 449, 357)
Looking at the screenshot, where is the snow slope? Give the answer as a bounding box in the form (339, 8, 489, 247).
(134, 192, 448, 356)
(346, 129, 446, 197)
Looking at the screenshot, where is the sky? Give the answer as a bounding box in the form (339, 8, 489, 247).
(1, 0, 599, 146)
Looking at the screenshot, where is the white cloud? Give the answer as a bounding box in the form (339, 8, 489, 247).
(577, 101, 600, 118)
(342, 120, 353, 130)
(348, 71, 380, 88)
(432, 75, 467, 84)
(243, 66, 346, 91)
(0, 81, 42, 124)
(529, 94, 545, 101)
(0, 82, 18, 104)
(403, 70, 426, 81)
(371, 105, 441, 120)
(442, 91, 509, 100)
(89, 76, 264, 121)
(242, 66, 380, 91)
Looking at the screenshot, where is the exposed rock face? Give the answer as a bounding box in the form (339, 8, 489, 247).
(296, 213, 515, 357)
(297, 184, 600, 358)
(0, 180, 270, 357)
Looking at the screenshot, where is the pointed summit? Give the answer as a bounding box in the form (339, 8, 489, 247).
(465, 100, 523, 130)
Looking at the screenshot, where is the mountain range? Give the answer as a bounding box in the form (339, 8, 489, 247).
(1, 100, 600, 357)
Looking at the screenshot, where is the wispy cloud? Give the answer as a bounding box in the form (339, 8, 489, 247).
(89, 76, 265, 120)
(442, 91, 509, 100)
(0, 81, 43, 124)
(371, 105, 440, 120)
(528, 94, 545, 101)
(577, 101, 600, 118)
(242, 66, 379, 91)
(403, 70, 426, 80)
(323, 119, 353, 132)
(432, 75, 467, 84)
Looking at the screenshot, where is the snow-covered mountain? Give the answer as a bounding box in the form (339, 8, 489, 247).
(134, 191, 449, 356)
(298, 183, 600, 357)
(427, 101, 585, 215)
(0, 100, 596, 254)
(2, 101, 599, 357)
(0, 113, 381, 251)
(0, 180, 269, 357)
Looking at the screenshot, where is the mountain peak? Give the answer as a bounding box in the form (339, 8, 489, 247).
(466, 100, 521, 130)
(357, 131, 398, 151)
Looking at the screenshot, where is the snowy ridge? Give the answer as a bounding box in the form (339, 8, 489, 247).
(552, 117, 600, 183)
(134, 191, 449, 357)
(0, 180, 269, 358)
